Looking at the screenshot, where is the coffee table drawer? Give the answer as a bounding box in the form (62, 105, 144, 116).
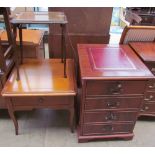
(85, 97, 142, 110)
(11, 96, 72, 107)
(83, 123, 134, 136)
(84, 111, 138, 123)
(86, 80, 146, 96)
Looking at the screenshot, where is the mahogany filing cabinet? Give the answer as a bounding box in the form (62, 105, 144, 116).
(77, 44, 154, 142)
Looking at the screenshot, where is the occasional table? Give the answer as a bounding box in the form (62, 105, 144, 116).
(130, 42, 155, 116)
(77, 44, 154, 142)
(1, 59, 76, 135)
(11, 11, 68, 77)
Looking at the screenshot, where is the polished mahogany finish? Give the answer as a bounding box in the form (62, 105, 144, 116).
(1, 59, 76, 135)
(77, 44, 154, 143)
(129, 42, 155, 62)
(78, 44, 153, 79)
(83, 122, 134, 136)
(85, 97, 142, 111)
(130, 42, 155, 116)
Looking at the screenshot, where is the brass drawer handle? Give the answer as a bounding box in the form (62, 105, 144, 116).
(117, 84, 122, 88)
(141, 106, 149, 111)
(110, 89, 122, 95)
(148, 84, 155, 89)
(107, 102, 120, 108)
(144, 106, 149, 110)
(140, 109, 144, 112)
(144, 95, 154, 101)
(102, 125, 114, 132)
(149, 95, 154, 99)
(105, 112, 117, 121)
(38, 97, 44, 103)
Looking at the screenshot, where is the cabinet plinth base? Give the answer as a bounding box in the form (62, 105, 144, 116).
(78, 133, 134, 143)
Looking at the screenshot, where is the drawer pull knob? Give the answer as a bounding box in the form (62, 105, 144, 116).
(39, 98, 44, 103)
(102, 125, 113, 132)
(107, 102, 120, 108)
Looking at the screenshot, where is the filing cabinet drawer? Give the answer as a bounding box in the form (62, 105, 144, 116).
(84, 111, 138, 123)
(11, 96, 72, 108)
(83, 123, 134, 136)
(85, 97, 142, 110)
(144, 92, 155, 102)
(86, 80, 146, 96)
(141, 103, 155, 113)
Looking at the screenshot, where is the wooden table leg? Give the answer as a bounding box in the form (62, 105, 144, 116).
(13, 24, 17, 40)
(19, 24, 23, 64)
(13, 24, 20, 81)
(62, 24, 67, 78)
(69, 105, 75, 133)
(60, 24, 64, 63)
(43, 32, 46, 59)
(6, 98, 19, 135)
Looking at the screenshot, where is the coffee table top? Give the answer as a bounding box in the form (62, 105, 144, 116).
(77, 44, 154, 80)
(1, 59, 76, 97)
(11, 12, 68, 24)
(130, 42, 155, 62)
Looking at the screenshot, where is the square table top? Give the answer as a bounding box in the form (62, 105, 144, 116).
(129, 42, 155, 62)
(77, 44, 154, 80)
(11, 11, 68, 24)
(1, 59, 76, 97)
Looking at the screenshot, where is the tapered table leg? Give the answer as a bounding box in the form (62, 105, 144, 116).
(60, 24, 64, 63)
(69, 104, 75, 133)
(13, 24, 20, 81)
(61, 24, 67, 78)
(18, 24, 23, 64)
(6, 98, 19, 135)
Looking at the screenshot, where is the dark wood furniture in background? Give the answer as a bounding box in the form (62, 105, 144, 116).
(1, 59, 76, 135)
(11, 11, 68, 77)
(126, 8, 155, 26)
(48, 8, 113, 59)
(130, 42, 155, 116)
(0, 8, 19, 109)
(77, 44, 154, 142)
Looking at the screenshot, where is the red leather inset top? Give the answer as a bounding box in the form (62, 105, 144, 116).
(87, 47, 136, 71)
